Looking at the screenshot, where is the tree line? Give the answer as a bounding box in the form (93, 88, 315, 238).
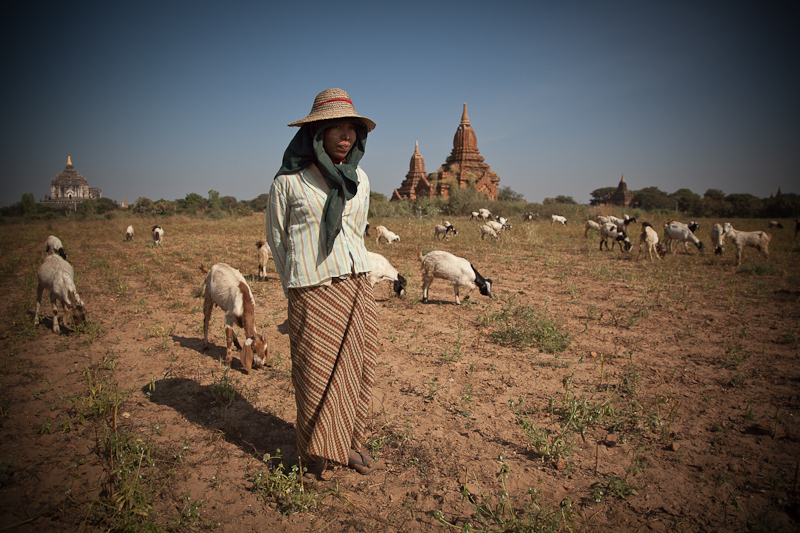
(590, 187, 799, 218)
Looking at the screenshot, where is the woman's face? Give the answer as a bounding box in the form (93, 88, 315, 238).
(322, 122, 358, 161)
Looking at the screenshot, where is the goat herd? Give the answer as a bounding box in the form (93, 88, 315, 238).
(31, 214, 796, 370)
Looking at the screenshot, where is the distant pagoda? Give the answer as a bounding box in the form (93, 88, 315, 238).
(391, 103, 500, 201)
(610, 175, 634, 207)
(391, 141, 431, 201)
(40, 154, 101, 208)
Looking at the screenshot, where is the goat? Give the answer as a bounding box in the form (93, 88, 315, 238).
(364, 222, 371, 238)
(522, 212, 538, 221)
(256, 240, 273, 281)
(663, 220, 703, 253)
(34, 255, 86, 333)
(419, 250, 492, 305)
(636, 222, 664, 261)
(600, 222, 632, 252)
(152, 225, 164, 246)
(433, 224, 457, 241)
(551, 215, 567, 226)
(375, 225, 400, 244)
(480, 224, 499, 240)
(478, 208, 492, 221)
(125, 225, 134, 241)
(709, 223, 725, 255)
(367, 251, 406, 297)
(768, 220, 783, 229)
(45, 235, 67, 260)
(584, 220, 601, 237)
(723, 223, 771, 266)
(201, 263, 267, 372)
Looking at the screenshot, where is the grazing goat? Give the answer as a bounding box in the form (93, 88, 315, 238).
(419, 250, 492, 305)
(364, 222, 371, 237)
(768, 220, 783, 229)
(201, 263, 267, 372)
(256, 240, 273, 281)
(45, 235, 67, 260)
(433, 224, 457, 241)
(485, 220, 510, 234)
(723, 223, 771, 267)
(125, 225, 134, 241)
(663, 220, 703, 253)
(34, 255, 85, 333)
(600, 222, 631, 252)
(469, 211, 480, 221)
(367, 251, 406, 297)
(478, 208, 492, 221)
(596, 215, 611, 225)
(480, 224, 499, 240)
(151, 225, 164, 246)
(709, 223, 725, 255)
(636, 222, 664, 261)
(551, 215, 567, 226)
(522, 212, 538, 221)
(584, 220, 601, 237)
(375, 225, 401, 244)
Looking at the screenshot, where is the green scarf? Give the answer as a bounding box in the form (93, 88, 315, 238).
(275, 119, 368, 256)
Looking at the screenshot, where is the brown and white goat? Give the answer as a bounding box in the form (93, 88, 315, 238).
(34, 255, 86, 333)
(201, 263, 267, 372)
(256, 240, 273, 281)
(636, 222, 665, 261)
(722, 223, 771, 266)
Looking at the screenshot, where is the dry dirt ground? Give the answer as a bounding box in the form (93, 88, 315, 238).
(1, 214, 799, 532)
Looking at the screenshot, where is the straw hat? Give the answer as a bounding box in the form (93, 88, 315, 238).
(288, 88, 376, 131)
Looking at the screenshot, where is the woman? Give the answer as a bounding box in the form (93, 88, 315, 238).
(266, 88, 378, 480)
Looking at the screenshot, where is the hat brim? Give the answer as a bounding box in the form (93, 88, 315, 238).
(288, 114, 376, 132)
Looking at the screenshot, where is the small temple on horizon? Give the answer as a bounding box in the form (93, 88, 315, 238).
(391, 103, 500, 202)
(40, 154, 102, 208)
(610, 175, 635, 207)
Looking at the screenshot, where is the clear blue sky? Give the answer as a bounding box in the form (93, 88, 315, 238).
(2, 1, 797, 208)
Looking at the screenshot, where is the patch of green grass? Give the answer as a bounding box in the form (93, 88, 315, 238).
(480, 298, 571, 354)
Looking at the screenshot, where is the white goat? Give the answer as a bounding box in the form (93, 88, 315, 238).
(45, 235, 67, 260)
(596, 215, 611, 225)
(34, 255, 86, 333)
(433, 224, 457, 241)
(367, 251, 406, 297)
(469, 211, 480, 221)
(709, 223, 725, 255)
(419, 250, 492, 305)
(201, 263, 268, 372)
(152, 225, 164, 246)
(125, 225, 134, 241)
(256, 240, 273, 281)
(480, 224, 499, 240)
(600, 222, 631, 252)
(485, 220, 509, 234)
(551, 215, 567, 226)
(635, 222, 664, 261)
(478, 208, 492, 221)
(768, 220, 783, 229)
(723, 223, 771, 266)
(375, 225, 400, 244)
(663, 221, 703, 253)
(584, 220, 601, 237)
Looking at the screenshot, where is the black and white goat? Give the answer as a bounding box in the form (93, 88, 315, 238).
(600, 222, 632, 252)
(433, 223, 458, 241)
(152, 225, 164, 246)
(45, 235, 67, 260)
(125, 225, 134, 241)
(709, 223, 725, 255)
(201, 263, 268, 372)
(419, 250, 492, 305)
(368, 251, 406, 297)
(663, 220, 703, 253)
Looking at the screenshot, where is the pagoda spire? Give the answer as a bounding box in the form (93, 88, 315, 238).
(460, 103, 470, 125)
(67, 153, 72, 166)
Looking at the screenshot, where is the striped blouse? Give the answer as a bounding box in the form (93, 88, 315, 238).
(266, 163, 371, 297)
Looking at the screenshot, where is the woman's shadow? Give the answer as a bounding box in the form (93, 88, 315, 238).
(144, 376, 296, 462)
